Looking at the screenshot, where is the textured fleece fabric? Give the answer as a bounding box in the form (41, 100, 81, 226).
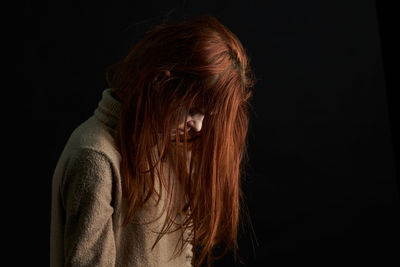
(50, 88, 193, 267)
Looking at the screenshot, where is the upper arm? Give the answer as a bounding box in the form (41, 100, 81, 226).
(61, 148, 116, 267)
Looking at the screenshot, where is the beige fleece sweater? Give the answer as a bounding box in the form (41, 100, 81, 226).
(50, 88, 193, 267)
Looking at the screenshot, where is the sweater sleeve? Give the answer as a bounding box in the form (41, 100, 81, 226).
(61, 148, 116, 267)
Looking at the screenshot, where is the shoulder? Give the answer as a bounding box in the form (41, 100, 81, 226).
(58, 116, 121, 199)
(66, 147, 112, 175)
(53, 115, 121, 209)
(65, 115, 121, 165)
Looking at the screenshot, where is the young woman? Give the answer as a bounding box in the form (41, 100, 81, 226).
(50, 14, 257, 267)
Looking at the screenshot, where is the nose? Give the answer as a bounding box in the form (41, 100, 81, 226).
(186, 114, 204, 132)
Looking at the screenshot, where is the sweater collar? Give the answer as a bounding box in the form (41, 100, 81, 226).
(94, 88, 122, 130)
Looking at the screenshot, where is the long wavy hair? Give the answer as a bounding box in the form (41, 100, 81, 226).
(105, 14, 258, 267)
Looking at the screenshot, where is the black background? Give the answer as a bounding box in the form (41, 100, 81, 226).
(15, 0, 399, 266)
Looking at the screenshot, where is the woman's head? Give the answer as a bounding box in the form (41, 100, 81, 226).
(106, 14, 257, 267)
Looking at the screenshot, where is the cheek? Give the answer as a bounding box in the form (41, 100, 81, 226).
(178, 112, 190, 126)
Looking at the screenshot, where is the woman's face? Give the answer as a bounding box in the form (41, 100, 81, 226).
(170, 107, 205, 141)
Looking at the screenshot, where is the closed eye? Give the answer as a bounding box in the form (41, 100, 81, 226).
(189, 107, 204, 116)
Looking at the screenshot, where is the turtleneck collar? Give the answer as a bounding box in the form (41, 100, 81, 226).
(94, 88, 122, 131)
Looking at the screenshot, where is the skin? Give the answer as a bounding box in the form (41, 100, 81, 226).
(170, 109, 205, 140)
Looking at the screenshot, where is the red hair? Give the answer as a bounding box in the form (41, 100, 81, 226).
(106, 14, 258, 267)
